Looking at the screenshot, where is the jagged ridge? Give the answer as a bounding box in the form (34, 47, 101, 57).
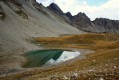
(48, 2, 119, 33)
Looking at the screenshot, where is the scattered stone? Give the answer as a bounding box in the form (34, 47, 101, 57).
(104, 69, 107, 72)
(93, 60, 96, 62)
(89, 70, 95, 72)
(99, 78, 104, 80)
(105, 74, 108, 76)
(73, 73, 78, 77)
(70, 76, 77, 80)
(50, 76, 58, 80)
(70, 73, 78, 80)
(0, 14, 2, 17)
(62, 76, 69, 80)
(107, 60, 110, 62)
(38, 44, 40, 46)
(114, 58, 118, 60)
(113, 66, 117, 69)
(105, 64, 108, 66)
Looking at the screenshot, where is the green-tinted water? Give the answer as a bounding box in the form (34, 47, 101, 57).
(23, 49, 63, 68)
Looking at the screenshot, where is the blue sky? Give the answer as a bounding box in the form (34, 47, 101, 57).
(36, 0, 119, 20)
(84, 0, 108, 6)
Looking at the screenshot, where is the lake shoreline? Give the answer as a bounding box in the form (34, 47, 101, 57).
(35, 48, 94, 69)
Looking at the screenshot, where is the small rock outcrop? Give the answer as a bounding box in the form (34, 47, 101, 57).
(0, 5, 5, 20)
(65, 12, 72, 19)
(93, 18, 119, 33)
(70, 12, 93, 29)
(47, 3, 64, 15)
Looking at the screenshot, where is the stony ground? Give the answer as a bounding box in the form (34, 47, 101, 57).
(0, 33, 119, 80)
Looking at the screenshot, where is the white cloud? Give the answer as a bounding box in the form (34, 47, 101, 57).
(36, 0, 119, 20)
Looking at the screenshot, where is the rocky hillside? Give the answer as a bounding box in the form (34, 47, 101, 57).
(48, 3, 119, 33)
(0, 0, 83, 73)
(93, 18, 119, 33)
(47, 3, 63, 15)
(0, 0, 82, 52)
(0, 0, 119, 78)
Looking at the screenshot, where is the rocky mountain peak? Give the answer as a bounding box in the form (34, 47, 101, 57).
(93, 18, 111, 26)
(75, 12, 89, 20)
(77, 12, 86, 16)
(65, 12, 72, 18)
(47, 3, 63, 15)
(47, 3, 119, 33)
(70, 12, 92, 28)
(93, 18, 119, 30)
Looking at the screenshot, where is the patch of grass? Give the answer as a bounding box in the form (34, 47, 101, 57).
(35, 33, 119, 50)
(15, 10, 28, 19)
(32, 33, 119, 78)
(0, 12, 6, 20)
(0, 5, 6, 20)
(1, 33, 119, 80)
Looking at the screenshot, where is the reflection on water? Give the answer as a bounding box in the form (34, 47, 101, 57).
(44, 51, 80, 66)
(23, 49, 80, 68)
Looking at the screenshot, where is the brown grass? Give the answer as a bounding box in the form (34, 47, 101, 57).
(0, 33, 119, 80)
(35, 33, 119, 50)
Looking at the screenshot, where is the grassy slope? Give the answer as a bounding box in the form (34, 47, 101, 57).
(0, 33, 119, 80)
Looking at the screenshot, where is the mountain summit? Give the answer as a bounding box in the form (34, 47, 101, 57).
(65, 12, 72, 19)
(47, 3, 119, 33)
(47, 3, 64, 15)
(0, 0, 119, 79)
(70, 12, 93, 29)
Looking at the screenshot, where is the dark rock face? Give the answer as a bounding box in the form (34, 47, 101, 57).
(47, 3, 119, 33)
(27, 0, 36, 3)
(65, 12, 72, 19)
(93, 18, 119, 29)
(70, 12, 93, 28)
(47, 3, 64, 15)
(0, 5, 6, 20)
(92, 18, 119, 33)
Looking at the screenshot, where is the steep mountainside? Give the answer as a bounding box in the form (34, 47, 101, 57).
(0, 1, 119, 79)
(70, 12, 94, 31)
(48, 3, 119, 33)
(47, 3, 63, 15)
(93, 18, 119, 33)
(0, 0, 83, 72)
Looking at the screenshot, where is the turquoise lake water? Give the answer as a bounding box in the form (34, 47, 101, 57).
(23, 49, 80, 68)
